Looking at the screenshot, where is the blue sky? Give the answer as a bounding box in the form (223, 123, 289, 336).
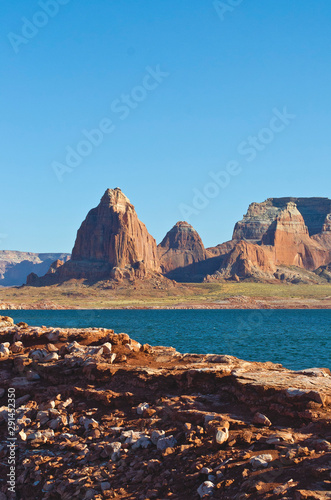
(1, 0, 331, 252)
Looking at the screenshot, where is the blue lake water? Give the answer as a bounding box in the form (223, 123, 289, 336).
(3, 309, 331, 371)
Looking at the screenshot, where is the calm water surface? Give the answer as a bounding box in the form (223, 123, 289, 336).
(4, 309, 331, 371)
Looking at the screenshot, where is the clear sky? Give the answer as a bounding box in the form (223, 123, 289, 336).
(1, 0, 331, 253)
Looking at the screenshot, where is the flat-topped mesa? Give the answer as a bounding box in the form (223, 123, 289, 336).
(71, 188, 160, 271)
(233, 197, 331, 242)
(158, 221, 208, 275)
(261, 202, 325, 269)
(207, 199, 331, 282)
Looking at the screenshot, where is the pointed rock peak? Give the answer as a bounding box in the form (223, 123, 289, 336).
(100, 188, 133, 213)
(173, 221, 198, 231)
(159, 221, 205, 251)
(70, 188, 160, 272)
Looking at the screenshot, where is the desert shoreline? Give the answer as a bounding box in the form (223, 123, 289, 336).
(0, 315, 330, 499)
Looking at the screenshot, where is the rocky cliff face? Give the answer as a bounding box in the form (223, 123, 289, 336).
(0, 251, 70, 286)
(207, 198, 331, 282)
(29, 188, 161, 285)
(158, 222, 208, 277)
(262, 202, 330, 270)
(233, 197, 331, 241)
(205, 241, 276, 282)
(71, 188, 160, 272)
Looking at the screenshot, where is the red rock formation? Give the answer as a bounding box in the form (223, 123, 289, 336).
(158, 221, 208, 274)
(29, 189, 161, 285)
(233, 197, 331, 241)
(206, 240, 237, 258)
(72, 188, 160, 271)
(208, 200, 331, 282)
(205, 240, 276, 281)
(2, 317, 330, 499)
(26, 192, 331, 286)
(262, 202, 330, 270)
(46, 259, 64, 274)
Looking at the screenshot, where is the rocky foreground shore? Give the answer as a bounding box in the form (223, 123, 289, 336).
(0, 316, 330, 499)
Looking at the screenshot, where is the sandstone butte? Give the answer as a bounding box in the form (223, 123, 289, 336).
(27, 190, 331, 286)
(28, 188, 162, 286)
(0, 314, 330, 499)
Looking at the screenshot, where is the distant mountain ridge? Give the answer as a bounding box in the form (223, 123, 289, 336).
(0, 251, 70, 286)
(7, 189, 331, 286)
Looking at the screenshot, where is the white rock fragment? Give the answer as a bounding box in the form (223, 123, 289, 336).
(27, 429, 54, 444)
(11, 341, 23, 353)
(67, 341, 82, 353)
(129, 339, 141, 352)
(29, 349, 48, 362)
(0, 344, 10, 357)
(86, 346, 103, 356)
(59, 433, 78, 440)
(151, 430, 166, 445)
(266, 437, 280, 444)
(46, 343, 58, 352)
(200, 467, 213, 475)
(46, 331, 59, 342)
(79, 416, 98, 431)
(43, 352, 59, 362)
(156, 435, 177, 451)
(286, 388, 309, 398)
(215, 427, 229, 445)
(197, 481, 215, 498)
(109, 441, 122, 461)
(60, 398, 72, 409)
(102, 342, 112, 355)
(18, 430, 27, 441)
(132, 436, 152, 450)
(121, 430, 146, 445)
(253, 412, 272, 427)
(273, 479, 297, 495)
(250, 454, 273, 469)
(137, 402, 149, 415)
